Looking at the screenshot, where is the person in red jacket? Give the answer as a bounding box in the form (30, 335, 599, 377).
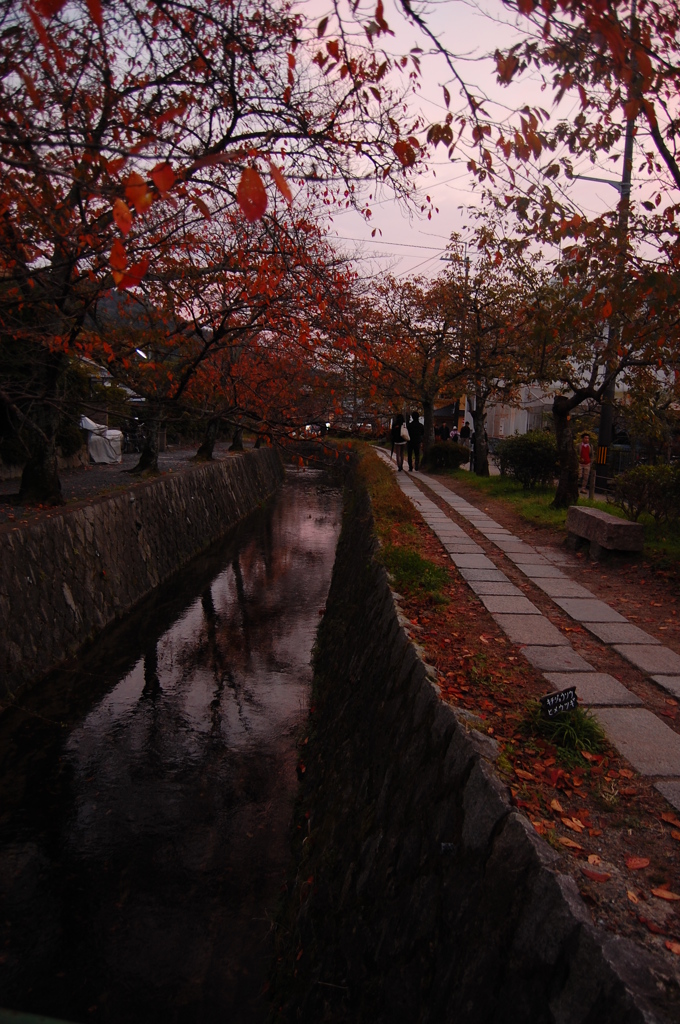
(579, 433, 592, 493)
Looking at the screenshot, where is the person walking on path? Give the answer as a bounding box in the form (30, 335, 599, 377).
(460, 421, 471, 448)
(578, 433, 592, 493)
(407, 412, 424, 472)
(390, 414, 408, 471)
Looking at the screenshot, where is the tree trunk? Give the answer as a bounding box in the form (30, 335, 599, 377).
(552, 395, 579, 508)
(19, 434, 63, 505)
(194, 417, 220, 461)
(422, 398, 435, 455)
(129, 416, 160, 474)
(17, 351, 65, 505)
(472, 396, 489, 477)
(229, 425, 243, 451)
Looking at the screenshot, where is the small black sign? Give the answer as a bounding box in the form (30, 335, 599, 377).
(540, 687, 578, 719)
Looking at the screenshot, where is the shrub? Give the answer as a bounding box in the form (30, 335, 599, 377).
(524, 699, 606, 754)
(613, 463, 680, 525)
(423, 441, 469, 471)
(496, 430, 558, 489)
(57, 420, 85, 458)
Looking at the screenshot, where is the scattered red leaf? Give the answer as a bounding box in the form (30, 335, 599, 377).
(237, 167, 267, 222)
(652, 888, 680, 901)
(581, 867, 611, 883)
(626, 856, 650, 871)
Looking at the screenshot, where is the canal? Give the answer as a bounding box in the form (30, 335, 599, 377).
(0, 471, 342, 1024)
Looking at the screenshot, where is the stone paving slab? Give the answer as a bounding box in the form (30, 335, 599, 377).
(553, 598, 627, 623)
(592, 708, 680, 776)
(480, 595, 541, 615)
(450, 554, 497, 569)
(516, 565, 567, 579)
(506, 552, 549, 565)
(493, 539, 536, 552)
(651, 675, 680, 699)
(613, 645, 680, 676)
(467, 581, 525, 597)
(521, 646, 594, 672)
(493, 614, 569, 646)
(655, 780, 680, 814)
(444, 543, 486, 555)
(459, 568, 510, 583)
(544, 672, 642, 706)
(586, 622, 660, 645)
(532, 577, 594, 599)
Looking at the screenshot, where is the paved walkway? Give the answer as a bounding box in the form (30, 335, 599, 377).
(378, 452, 680, 814)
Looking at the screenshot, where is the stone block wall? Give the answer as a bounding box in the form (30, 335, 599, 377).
(273, 472, 679, 1023)
(0, 449, 283, 698)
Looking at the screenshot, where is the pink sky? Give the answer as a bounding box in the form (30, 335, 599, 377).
(304, 0, 647, 279)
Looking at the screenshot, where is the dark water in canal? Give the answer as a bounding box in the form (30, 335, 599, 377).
(0, 472, 342, 1024)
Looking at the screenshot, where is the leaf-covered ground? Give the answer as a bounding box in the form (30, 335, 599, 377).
(358, 447, 680, 966)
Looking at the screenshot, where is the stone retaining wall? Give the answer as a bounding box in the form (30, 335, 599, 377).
(0, 449, 283, 698)
(273, 468, 679, 1023)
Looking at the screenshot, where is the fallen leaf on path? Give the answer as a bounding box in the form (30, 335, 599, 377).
(559, 836, 583, 850)
(550, 799, 564, 813)
(561, 817, 584, 833)
(619, 769, 634, 779)
(672, 831, 680, 842)
(626, 856, 650, 870)
(581, 867, 611, 883)
(515, 768, 534, 781)
(587, 854, 601, 865)
(639, 916, 667, 935)
(652, 888, 680, 901)
(627, 891, 639, 904)
(661, 812, 680, 828)
(666, 940, 680, 955)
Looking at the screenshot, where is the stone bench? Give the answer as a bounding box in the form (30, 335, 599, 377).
(566, 506, 644, 558)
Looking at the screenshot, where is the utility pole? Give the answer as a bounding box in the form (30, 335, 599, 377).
(593, 0, 637, 492)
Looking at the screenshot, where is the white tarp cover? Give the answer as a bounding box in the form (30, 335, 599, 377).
(80, 416, 123, 464)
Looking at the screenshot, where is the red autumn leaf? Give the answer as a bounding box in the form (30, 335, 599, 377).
(600, 299, 613, 319)
(125, 171, 153, 214)
(86, 0, 103, 28)
(109, 238, 127, 272)
(558, 836, 583, 851)
(581, 867, 611, 883)
(515, 768, 534, 781)
(112, 198, 133, 235)
(317, 16, 328, 36)
(625, 856, 650, 870)
(107, 157, 126, 175)
(192, 196, 211, 220)
(652, 888, 680, 901)
(269, 161, 292, 204)
(661, 812, 680, 828)
(639, 916, 666, 935)
(393, 141, 416, 167)
(326, 39, 340, 61)
(666, 940, 680, 955)
(18, 70, 41, 108)
(118, 257, 149, 290)
(672, 831, 680, 842)
(35, 0, 67, 17)
(151, 162, 175, 196)
(237, 168, 267, 222)
(561, 817, 584, 833)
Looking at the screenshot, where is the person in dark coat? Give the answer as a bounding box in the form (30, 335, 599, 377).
(390, 414, 407, 471)
(407, 412, 424, 471)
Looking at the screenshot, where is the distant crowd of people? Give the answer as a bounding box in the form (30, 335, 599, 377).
(390, 414, 477, 472)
